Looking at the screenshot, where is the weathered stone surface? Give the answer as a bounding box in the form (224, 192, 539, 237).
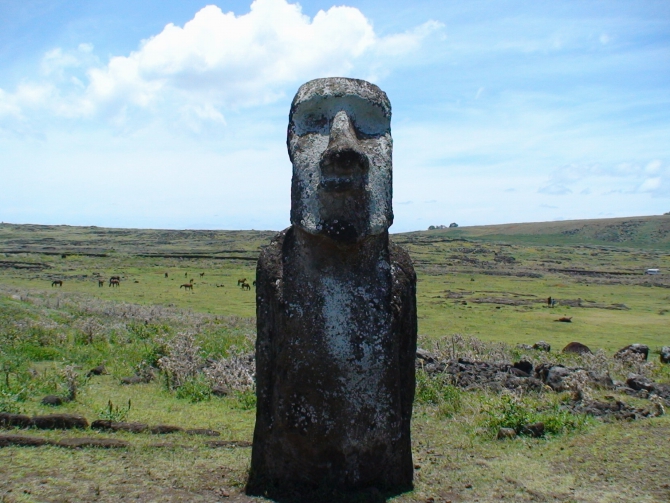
(248, 78, 417, 497)
(32, 414, 88, 430)
(41, 395, 65, 406)
(533, 341, 551, 352)
(521, 422, 545, 438)
(56, 437, 130, 448)
(614, 344, 649, 361)
(496, 428, 516, 440)
(150, 424, 183, 434)
(0, 412, 33, 429)
(186, 428, 221, 437)
(0, 434, 52, 447)
(513, 360, 533, 375)
(87, 365, 107, 377)
(91, 420, 148, 433)
(659, 346, 670, 364)
(562, 342, 592, 354)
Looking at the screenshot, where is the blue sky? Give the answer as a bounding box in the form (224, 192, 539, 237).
(1, 0, 668, 231)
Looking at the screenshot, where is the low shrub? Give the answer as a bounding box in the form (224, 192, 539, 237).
(175, 374, 212, 403)
(97, 399, 132, 422)
(415, 369, 463, 418)
(481, 392, 590, 437)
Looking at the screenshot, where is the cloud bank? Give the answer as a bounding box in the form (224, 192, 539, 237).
(0, 0, 441, 131)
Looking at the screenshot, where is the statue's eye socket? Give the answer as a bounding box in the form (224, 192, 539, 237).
(299, 115, 328, 134)
(292, 97, 390, 137)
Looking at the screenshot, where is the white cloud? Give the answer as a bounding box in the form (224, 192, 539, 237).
(0, 0, 442, 130)
(639, 177, 661, 192)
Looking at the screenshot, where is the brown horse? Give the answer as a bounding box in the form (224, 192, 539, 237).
(51, 280, 63, 287)
(98, 280, 105, 287)
(241, 282, 251, 291)
(165, 272, 169, 278)
(109, 279, 120, 287)
(200, 272, 205, 278)
(180, 283, 194, 291)
(237, 278, 247, 286)
(110, 276, 120, 282)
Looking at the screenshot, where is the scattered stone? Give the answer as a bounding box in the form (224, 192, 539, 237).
(41, 395, 65, 406)
(87, 365, 107, 377)
(513, 360, 533, 375)
(32, 414, 88, 430)
(206, 440, 252, 448)
(150, 425, 183, 434)
(521, 422, 545, 438)
(91, 420, 148, 433)
(562, 342, 592, 354)
(0, 435, 52, 447)
(508, 367, 530, 378)
(416, 348, 437, 364)
(496, 428, 516, 440)
(541, 366, 574, 391)
(614, 344, 649, 361)
(568, 398, 640, 421)
(185, 428, 220, 437)
(120, 375, 143, 385)
(0, 413, 33, 429)
(211, 385, 230, 397)
(626, 374, 655, 392)
(533, 341, 551, 352)
(56, 437, 130, 449)
(660, 346, 670, 364)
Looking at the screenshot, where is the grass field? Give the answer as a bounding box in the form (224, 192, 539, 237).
(1, 217, 669, 502)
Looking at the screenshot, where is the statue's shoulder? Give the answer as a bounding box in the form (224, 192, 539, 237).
(389, 239, 416, 282)
(258, 227, 292, 270)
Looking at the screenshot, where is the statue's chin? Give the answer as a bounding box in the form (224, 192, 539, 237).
(319, 218, 361, 243)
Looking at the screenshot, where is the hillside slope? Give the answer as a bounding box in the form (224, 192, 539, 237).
(397, 215, 670, 250)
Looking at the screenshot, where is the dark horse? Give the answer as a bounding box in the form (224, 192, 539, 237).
(109, 279, 120, 287)
(51, 280, 63, 287)
(241, 282, 251, 291)
(98, 280, 105, 287)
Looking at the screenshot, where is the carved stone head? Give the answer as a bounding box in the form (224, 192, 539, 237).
(288, 78, 393, 243)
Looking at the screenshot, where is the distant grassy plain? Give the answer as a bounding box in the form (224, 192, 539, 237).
(1, 216, 669, 502)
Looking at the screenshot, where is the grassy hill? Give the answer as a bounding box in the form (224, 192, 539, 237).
(400, 214, 670, 250)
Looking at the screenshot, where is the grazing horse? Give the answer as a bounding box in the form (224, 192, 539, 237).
(109, 279, 120, 287)
(180, 283, 193, 291)
(98, 280, 105, 287)
(51, 280, 63, 287)
(110, 276, 120, 282)
(241, 281, 251, 291)
(237, 278, 247, 286)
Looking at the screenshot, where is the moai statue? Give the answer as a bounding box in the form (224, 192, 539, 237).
(247, 77, 417, 498)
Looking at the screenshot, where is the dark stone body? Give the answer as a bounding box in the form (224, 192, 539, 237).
(248, 226, 417, 495)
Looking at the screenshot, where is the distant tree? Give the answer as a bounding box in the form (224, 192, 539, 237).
(664, 211, 670, 215)
(449, 222, 459, 228)
(428, 225, 436, 230)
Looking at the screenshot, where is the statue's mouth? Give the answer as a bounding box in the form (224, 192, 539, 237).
(319, 177, 361, 192)
(319, 149, 368, 193)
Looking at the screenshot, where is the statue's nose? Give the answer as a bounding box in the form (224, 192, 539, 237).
(319, 110, 369, 191)
(327, 110, 358, 150)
